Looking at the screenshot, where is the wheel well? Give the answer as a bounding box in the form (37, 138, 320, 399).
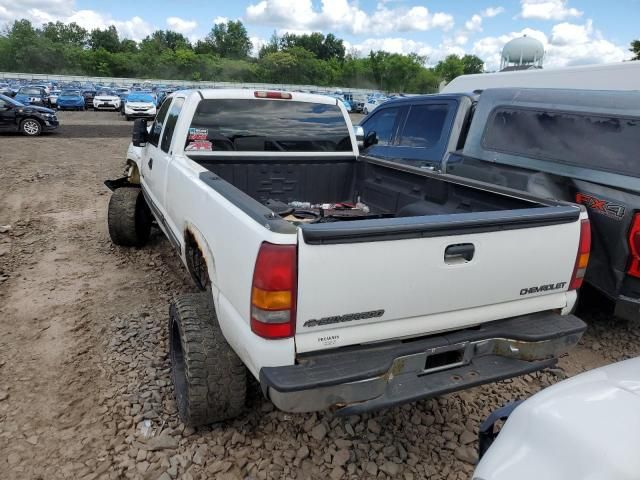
(126, 160, 141, 184)
(184, 230, 210, 290)
(22, 116, 43, 126)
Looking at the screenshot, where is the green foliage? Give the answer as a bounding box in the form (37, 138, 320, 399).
(631, 40, 640, 61)
(197, 20, 252, 59)
(0, 18, 484, 91)
(461, 54, 485, 75)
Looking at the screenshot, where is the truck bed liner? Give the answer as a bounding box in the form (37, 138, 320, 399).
(194, 155, 577, 240)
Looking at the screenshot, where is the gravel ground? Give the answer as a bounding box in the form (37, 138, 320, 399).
(1, 110, 639, 480)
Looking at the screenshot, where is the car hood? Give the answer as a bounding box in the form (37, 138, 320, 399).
(20, 105, 56, 114)
(58, 96, 83, 100)
(474, 357, 640, 480)
(95, 95, 119, 101)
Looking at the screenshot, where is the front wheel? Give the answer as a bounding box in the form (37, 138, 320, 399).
(107, 187, 151, 247)
(20, 118, 42, 136)
(169, 293, 247, 426)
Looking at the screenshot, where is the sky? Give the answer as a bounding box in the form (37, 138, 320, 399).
(0, 0, 637, 70)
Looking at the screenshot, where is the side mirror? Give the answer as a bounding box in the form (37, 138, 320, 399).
(364, 131, 378, 149)
(132, 118, 148, 147)
(354, 125, 365, 149)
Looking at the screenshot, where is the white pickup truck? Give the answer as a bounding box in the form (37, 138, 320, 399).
(105, 89, 589, 426)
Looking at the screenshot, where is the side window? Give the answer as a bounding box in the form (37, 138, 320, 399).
(148, 99, 172, 147)
(483, 108, 640, 178)
(160, 98, 185, 153)
(398, 104, 449, 147)
(362, 107, 401, 145)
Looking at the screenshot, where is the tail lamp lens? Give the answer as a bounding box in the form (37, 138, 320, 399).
(250, 243, 297, 339)
(569, 219, 591, 290)
(627, 213, 640, 278)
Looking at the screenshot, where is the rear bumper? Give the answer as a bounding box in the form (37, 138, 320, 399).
(614, 295, 640, 322)
(260, 312, 586, 415)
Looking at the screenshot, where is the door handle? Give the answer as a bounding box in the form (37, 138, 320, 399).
(445, 243, 475, 263)
(148, 158, 153, 170)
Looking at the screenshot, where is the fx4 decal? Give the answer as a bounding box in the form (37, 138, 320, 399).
(575, 192, 625, 220)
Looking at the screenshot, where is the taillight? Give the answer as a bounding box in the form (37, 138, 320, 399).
(569, 219, 591, 290)
(627, 213, 640, 278)
(250, 242, 297, 339)
(254, 91, 292, 100)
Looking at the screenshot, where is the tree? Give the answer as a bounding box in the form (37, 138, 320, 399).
(0, 17, 485, 90)
(631, 40, 640, 61)
(434, 55, 465, 83)
(141, 30, 191, 52)
(203, 20, 252, 59)
(278, 32, 345, 61)
(461, 54, 484, 75)
(42, 21, 88, 48)
(89, 26, 120, 52)
(258, 32, 279, 58)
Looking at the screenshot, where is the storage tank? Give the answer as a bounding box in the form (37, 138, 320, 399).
(500, 35, 544, 71)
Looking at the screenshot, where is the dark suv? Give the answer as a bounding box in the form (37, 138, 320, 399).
(0, 94, 59, 136)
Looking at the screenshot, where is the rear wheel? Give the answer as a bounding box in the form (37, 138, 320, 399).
(20, 118, 42, 136)
(169, 293, 246, 426)
(107, 187, 151, 247)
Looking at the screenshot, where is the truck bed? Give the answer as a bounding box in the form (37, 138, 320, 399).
(194, 155, 558, 229)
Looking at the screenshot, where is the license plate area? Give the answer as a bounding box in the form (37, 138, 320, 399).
(421, 343, 471, 375)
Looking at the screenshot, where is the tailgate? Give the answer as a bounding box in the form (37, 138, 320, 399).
(295, 206, 582, 353)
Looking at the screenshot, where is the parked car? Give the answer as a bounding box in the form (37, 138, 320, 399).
(0, 94, 59, 136)
(122, 92, 156, 120)
(363, 96, 387, 115)
(104, 89, 588, 426)
(474, 357, 640, 480)
(115, 88, 130, 100)
(93, 89, 121, 111)
(328, 94, 352, 112)
(359, 88, 640, 321)
(82, 89, 97, 108)
(14, 86, 50, 107)
(56, 89, 86, 111)
(48, 89, 61, 107)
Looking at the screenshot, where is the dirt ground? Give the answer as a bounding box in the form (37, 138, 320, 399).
(0, 111, 639, 480)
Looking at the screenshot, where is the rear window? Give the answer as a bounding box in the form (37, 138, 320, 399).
(185, 99, 351, 152)
(483, 107, 640, 178)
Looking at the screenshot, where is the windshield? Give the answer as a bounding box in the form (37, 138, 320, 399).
(185, 99, 352, 153)
(19, 87, 42, 95)
(97, 90, 113, 96)
(61, 90, 80, 96)
(128, 94, 154, 103)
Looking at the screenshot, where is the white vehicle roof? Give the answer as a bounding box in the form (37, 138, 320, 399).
(474, 357, 640, 480)
(443, 61, 640, 94)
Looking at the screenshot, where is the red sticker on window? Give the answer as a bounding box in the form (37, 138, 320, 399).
(185, 140, 212, 151)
